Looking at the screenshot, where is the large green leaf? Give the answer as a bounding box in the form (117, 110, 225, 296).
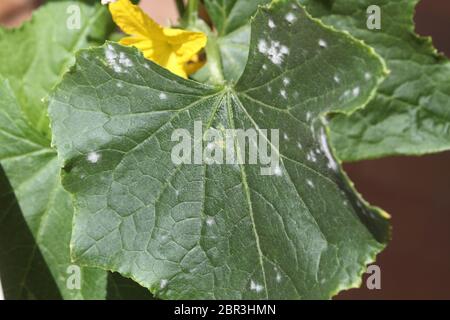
(0, 1, 113, 299)
(49, 1, 389, 299)
(299, 0, 450, 161)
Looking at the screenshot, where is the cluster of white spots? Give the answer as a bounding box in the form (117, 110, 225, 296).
(268, 19, 276, 29)
(105, 45, 133, 73)
(283, 77, 290, 86)
(87, 151, 101, 164)
(118, 52, 133, 67)
(364, 72, 372, 80)
(306, 179, 315, 188)
(250, 280, 264, 293)
(318, 39, 328, 48)
(280, 89, 287, 99)
(283, 133, 289, 141)
(285, 12, 297, 24)
(258, 39, 290, 65)
(333, 75, 340, 83)
(159, 92, 168, 100)
(319, 128, 338, 171)
(160, 279, 168, 289)
(352, 86, 360, 97)
(206, 217, 215, 226)
(273, 165, 283, 177)
(306, 150, 317, 163)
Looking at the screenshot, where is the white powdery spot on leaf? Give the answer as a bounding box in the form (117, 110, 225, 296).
(101, 0, 117, 4)
(283, 133, 289, 141)
(283, 77, 290, 86)
(333, 75, 340, 83)
(285, 12, 297, 23)
(159, 92, 167, 100)
(160, 279, 168, 289)
(119, 52, 133, 67)
(250, 280, 264, 293)
(352, 86, 360, 97)
(268, 19, 276, 29)
(258, 39, 289, 65)
(273, 166, 283, 176)
(319, 128, 338, 171)
(206, 217, 215, 226)
(280, 89, 287, 99)
(364, 72, 372, 80)
(87, 152, 101, 164)
(318, 39, 327, 48)
(307, 179, 315, 188)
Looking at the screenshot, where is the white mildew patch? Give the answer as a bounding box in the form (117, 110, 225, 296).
(160, 279, 168, 289)
(118, 52, 133, 67)
(285, 12, 297, 23)
(105, 45, 133, 73)
(280, 89, 287, 99)
(306, 150, 317, 163)
(258, 108, 264, 114)
(276, 273, 282, 282)
(273, 165, 283, 177)
(307, 179, 315, 188)
(283, 77, 290, 86)
(268, 19, 276, 29)
(364, 72, 372, 80)
(306, 111, 312, 122)
(258, 39, 290, 65)
(283, 133, 289, 141)
(159, 92, 168, 100)
(206, 217, 215, 226)
(318, 39, 327, 48)
(262, 64, 268, 70)
(267, 86, 272, 93)
(319, 128, 338, 171)
(116, 82, 123, 88)
(87, 151, 101, 164)
(334, 75, 340, 83)
(297, 142, 303, 149)
(352, 86, 360, 97)
(250, 280, 264, 293)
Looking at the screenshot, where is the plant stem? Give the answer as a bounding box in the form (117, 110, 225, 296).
(186, 0, 199, 25)
(204, 35, 224, 85)
(175, 0, 185, 17)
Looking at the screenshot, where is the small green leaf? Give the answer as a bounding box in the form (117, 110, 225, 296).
(300, 0, 450, 161)
(50, 1, 389, 299)
(204, 0, 272, 36)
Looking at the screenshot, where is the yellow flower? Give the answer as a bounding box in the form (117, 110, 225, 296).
(108, 0, 207, 78)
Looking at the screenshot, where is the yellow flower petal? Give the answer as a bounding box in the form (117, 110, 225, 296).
(109, 0, 207, 78)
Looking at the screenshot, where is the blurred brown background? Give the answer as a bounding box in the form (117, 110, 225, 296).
(0, 0, 449, 300)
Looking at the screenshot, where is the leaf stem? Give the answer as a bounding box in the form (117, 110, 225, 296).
(175, 0, 185, 17)
(186, 0, 199, 25)
(204, 35, 225, 85)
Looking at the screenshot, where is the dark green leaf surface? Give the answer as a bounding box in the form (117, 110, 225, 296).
(300, 0, 450, 161)
(0, 1, 112, 299)
(50, 1, 389, 299)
